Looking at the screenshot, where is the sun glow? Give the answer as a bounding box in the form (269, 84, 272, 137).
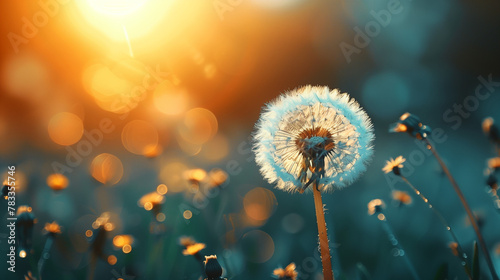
(74, 0, 173, 42)
(87, 0, 148, 16)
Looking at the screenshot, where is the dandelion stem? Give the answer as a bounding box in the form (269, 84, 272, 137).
(378, 215, 420, 280)
(87, 254, 97, 280)
(425, 139, 499, 280)
(312, 182, 334, 280)
(400, 176, 472, 279)
(37, 236, 54, 280)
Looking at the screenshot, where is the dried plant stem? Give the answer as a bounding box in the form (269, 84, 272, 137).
(378, 215, 420, 280)
(37, 236, 54, 280)
(401, 176, 472, 279)
(87, 254, 97, 280)
(425, 139, 499, 280)
(312, 182, 334, 280)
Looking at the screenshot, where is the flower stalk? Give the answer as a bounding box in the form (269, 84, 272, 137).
(368, 199, 420, 280)
(312, 182, 333, 280)
(400, 176, 472, 279)
(390, 113, 499, 280)
(425, 139, 498, 280)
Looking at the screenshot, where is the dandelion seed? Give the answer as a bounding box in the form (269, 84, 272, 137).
(273, 263, 298, 280)
(254, 85, 374, 280)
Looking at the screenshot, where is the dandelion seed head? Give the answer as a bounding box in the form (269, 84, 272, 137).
(253, 85, 374, 192)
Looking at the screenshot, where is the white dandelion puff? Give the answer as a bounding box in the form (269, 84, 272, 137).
(253, 85, 374, 192)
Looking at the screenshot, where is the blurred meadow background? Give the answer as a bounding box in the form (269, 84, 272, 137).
(1, 0, 500, 279)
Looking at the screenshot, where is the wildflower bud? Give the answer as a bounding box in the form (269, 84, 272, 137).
(383, 156, 405, 176)
(44, 221, 62, 238)
(46, 173, 69, 191)
(486, 173, 498, 190)
(2, 182, 8, 200)
(273, 263, 298, 280)
(483, 117, 500, 144)
(16, 206, 36, 258)
(180, 236, 206, 262)
(488, 157, 500, 171)
(389, 113, 432, 140)
(367, 199, 385, 215)
(204, 255, 225, 280)
(391, 190, 412, 206)
(448, 242, 459, 256)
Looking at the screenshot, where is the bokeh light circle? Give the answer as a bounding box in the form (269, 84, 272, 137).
(158, 161, 188, 193)
(90, 153, 124, 185)
(243, 187, 278, 221)
(241, 230, 275, 263)
(178, 108, 218, 145)
(48, 112, 84, 146)
(121, 120, 159, 155)
(153, 81, 189, 116)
